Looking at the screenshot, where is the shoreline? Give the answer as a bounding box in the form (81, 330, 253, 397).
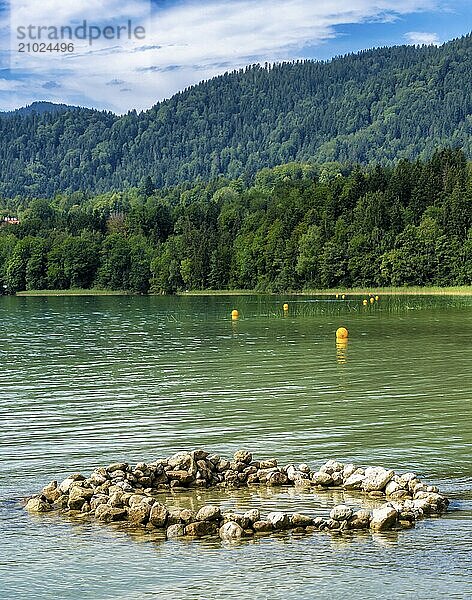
(15, 289, 131, 297)
(179, 286, 472, 297)
(12, 285, 472, 298)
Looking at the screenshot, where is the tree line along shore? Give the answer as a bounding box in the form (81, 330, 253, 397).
(1, 149, 471, 295)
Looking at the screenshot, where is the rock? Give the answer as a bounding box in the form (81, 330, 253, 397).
(166, 524, 186, 539)
(109, 469, 126, 480)
(385, 480, 402, 496)
(233, 450, 252, 464)
(179, 509, 195, 524)
(58, 474, 85, 494)
(267, 512, 290, 529)
(128, 502, 151, 525)
(223, 512, 250, 529)
(325, 518, 341, 530)
(149, 503, 168, 527)
(217, 459, 231, 472)
(95, 504, 127, 522)
(253, 520, 273, 533)
(330, 505, 353, 521)
(190, 449, 208, 462)
(413, 492, 448, 514)
(224, 470, 239, 485)
(298, 463, 310, 473)
(108, 492, 124, 508)
(107, 463, 128, 473)
(293, 478, 312, 490)
(128, 494, 145, 506)
(69, 486, 94, 502)
(166, 470, 194, 485)
(267, 471, 288, 486)
(400, 472, 417, 484)
(25, 496, 52, 513)
(219, 521, 244, 541)
(168, 452, 192, 470)
(89, 473, 108, 486)
(167, 508, 183, 525)
(185, 521, 218, 537)
(370, 505, 398, 531)
(313, 517, 325, 529)
(290, 513, 313, 528)
(244, 509, 260, 523)
(246, 474, 259, 484)
(114, 481, 134, 492)
(348, 509, 371, 529)
(311, 472, 334, 486)
(389, 490, 411, 501)
(342, 464, 357, 480)
(343, 473, 365, 490)
(195, 505, 221, 522)
(91, 495, 109, 510)
(259, 459, 277, 469)
(319, 460, 344, 474)
(67, 496, 86, 511)
(54, 495, 69, 509)
(362, 467, 394, 492)
(41, 481, 61, 503)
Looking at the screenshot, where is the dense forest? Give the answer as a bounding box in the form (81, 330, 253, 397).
(0, 35, 471, 198)
(1, 149, 471, 294)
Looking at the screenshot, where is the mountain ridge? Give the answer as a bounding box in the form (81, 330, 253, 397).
(0, 101, 81, 117)
(0, 34, 471, 198)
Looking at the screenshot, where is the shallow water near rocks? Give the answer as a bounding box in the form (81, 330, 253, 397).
(0, 293, 471, 599)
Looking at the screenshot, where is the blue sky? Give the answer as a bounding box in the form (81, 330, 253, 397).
(0, 0, 470, 113)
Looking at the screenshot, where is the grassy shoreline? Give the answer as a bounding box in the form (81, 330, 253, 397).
(179, 286, 472, 296)
(15, 289, 130, 297)
(13, 286, 472, 297)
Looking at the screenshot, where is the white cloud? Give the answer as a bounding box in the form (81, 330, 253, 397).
(1, 0, 439, 112)
(0, 78, 19, 91)
(404, 31, 440, 45)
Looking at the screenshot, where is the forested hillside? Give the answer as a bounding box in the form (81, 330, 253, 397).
(0, 35, 471, 198)
(1, 150, 471, 293)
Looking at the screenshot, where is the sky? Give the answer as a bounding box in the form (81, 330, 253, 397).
(0, 0, 470, 113)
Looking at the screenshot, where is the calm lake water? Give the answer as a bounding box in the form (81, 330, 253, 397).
(0, 294, 471, 599)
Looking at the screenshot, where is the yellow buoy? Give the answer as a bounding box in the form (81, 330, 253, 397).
(231, 309, 239, 320)
(341, 294, 345, 300)
(363, 299, 368, 306)
(283, 303, 289, 311)
(336, 327, 349, 340)
(335, 294, 339, 299)
(375, 295, 379, 301)
(370, 297, 375, 304)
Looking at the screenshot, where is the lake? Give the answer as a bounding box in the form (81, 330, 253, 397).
(0, 294, 471, 599)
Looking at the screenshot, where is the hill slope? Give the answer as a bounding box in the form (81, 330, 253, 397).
(0, 34, 471, 197)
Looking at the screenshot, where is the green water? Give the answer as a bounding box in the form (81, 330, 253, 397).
(0, 294, 471, 599)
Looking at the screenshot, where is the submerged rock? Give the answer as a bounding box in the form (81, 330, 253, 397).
(25, 496, 52, 513)
(166, 524, 186, 539)
(185, 520, 218, 537)
(330, 505, 353, 521)
(220, 521, 244, 541)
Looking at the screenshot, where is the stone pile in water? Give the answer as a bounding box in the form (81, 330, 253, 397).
(25, 450, 449, 541)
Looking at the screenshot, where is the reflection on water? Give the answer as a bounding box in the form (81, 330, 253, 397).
(336, 339, 349, 365)
(0, 293, 471, 600)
